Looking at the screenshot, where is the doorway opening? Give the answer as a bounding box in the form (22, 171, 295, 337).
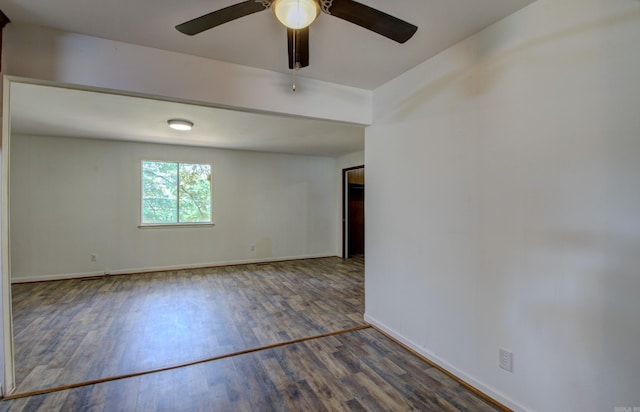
(342, 166, 365, 259)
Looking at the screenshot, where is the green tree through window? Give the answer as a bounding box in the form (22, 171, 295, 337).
(142, 161, 212, 224)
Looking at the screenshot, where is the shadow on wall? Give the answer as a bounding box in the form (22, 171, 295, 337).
(388, 7, 640, 121)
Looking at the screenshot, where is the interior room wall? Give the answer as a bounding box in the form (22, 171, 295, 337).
(0, 148, 4, 391)
(366, 0, 640, 411)
(10, 134, 338, 281)
(337, 151, 364, 170)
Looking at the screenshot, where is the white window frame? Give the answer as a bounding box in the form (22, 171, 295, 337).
(139, 160, 214, 228)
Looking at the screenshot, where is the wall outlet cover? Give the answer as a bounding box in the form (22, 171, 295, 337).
(499, 348, 513, 372)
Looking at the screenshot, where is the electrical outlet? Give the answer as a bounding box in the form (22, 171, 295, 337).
(90, 254, 97, 262)
(499, 348, 513, 372)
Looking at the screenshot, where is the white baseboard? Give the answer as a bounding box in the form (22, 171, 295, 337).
(364, 313, 527, 412)
(12, 270, 108, 283)
(11, 254, 337, 283)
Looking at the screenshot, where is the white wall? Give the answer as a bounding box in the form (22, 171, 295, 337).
(366, 0, 640, 411)
(0, 145, 4, 391)
(10, 135, 338, 281)
(337, 151, 364, 171)
(2, 24, 372, 125)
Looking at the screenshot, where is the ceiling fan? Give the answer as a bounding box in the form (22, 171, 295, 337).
(176, 0, 417, 71)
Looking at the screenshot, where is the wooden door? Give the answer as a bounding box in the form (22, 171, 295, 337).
(348, 183, 365, 256)
(343, 166, 365, 258)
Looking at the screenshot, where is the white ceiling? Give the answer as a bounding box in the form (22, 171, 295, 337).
(10, 82, 365, 156)
(1, 0, 535, 89)
(2, 0, 535, 156)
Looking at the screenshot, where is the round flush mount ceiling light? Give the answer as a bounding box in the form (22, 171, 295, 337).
(272, 0, 320, 30)
(167, 119, 194, 131)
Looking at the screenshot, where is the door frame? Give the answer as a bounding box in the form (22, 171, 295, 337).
(342, 165, 364, 258)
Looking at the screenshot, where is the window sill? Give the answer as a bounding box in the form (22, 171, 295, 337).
(138, 223, 215, 229)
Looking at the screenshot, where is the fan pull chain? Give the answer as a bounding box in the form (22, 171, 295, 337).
(293, 62, 301, 91)
(292, 28, 298, 91)
(293, 69, 297, 92)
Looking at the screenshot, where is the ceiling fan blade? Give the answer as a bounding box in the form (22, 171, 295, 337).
(327, 0, 417, 43)
(287, 27, 310, 69)
(176, 1, 268, 36)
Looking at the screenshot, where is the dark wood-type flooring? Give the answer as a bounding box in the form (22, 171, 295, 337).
(2, 257, 503, 411)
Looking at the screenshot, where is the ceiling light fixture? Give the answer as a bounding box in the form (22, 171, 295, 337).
(167, 119, 194, 131)
(272, 0, 320, 30)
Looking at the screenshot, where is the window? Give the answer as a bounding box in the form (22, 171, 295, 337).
(141, 161, 212, 225)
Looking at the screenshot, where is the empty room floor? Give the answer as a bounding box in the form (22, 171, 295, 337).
(1, 257, 503, 411)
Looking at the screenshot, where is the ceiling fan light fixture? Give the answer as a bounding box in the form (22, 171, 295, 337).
(167, 119, 194, 131)
(272, 0, 320, 30)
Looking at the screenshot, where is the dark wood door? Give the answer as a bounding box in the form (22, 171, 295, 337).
(348, 183, 365, 256)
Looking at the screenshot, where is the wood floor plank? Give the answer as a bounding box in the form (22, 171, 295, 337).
(275, 343, 355, 410)
(17, 366, 62, 394)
